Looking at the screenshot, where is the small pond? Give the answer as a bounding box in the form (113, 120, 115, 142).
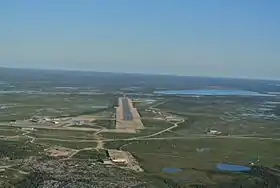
(216, 163, 251, 172)
(162, 167, 183, 173)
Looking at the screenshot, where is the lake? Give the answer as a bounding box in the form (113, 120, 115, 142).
(154, 89, 275, 96)
(216, 163, 251, 172)
(162, 167, 183, 173)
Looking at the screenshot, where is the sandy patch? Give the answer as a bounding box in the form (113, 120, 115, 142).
(45, 147, 74, 157)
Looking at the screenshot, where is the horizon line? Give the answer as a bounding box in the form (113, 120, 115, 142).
(0, 66, 279, 82)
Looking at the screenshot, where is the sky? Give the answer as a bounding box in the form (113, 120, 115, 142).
(0, 0, 280, 79)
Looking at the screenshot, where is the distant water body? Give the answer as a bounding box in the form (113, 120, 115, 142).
(0, 90, 103, 95)
(216, 163, 251, 172)
(162, 168, 183, 173)
(154, 89, 275, 97)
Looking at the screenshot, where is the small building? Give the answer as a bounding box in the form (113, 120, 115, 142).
(73, 120, 86, 125)
(208, 129, 221, 135)
(107, 149, 128, 164)
(51, 121, 60, 125)
(10, 120, 16, 124)
(102, 160, 113, 165)
(111, 158, 128, 164)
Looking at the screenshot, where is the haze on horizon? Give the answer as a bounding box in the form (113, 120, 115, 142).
(0, 1, 279, 80)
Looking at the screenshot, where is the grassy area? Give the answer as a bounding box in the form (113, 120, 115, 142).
(0, 93, 113, 121)
(35, 139, 97, 149)
(29, 129, 97, 139)
(0, 125, 21, 129)
(127, 138, 280, 168)
(160, 115, 280, 138)
(156, 97, 272, 120)
(122, 138, 280, 187)
(142, 119, 172, 129)
(0, 129, 21, 136)
(100, 132, 138, 139)
(104, 140, 132, 149)
(69, 124, 101, 129)
(94, 120, 115, 129)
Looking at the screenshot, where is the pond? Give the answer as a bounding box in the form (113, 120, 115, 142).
(216, 163, 251, 172)
(154, 89, 275, 96)
(162, 167, 183, 173)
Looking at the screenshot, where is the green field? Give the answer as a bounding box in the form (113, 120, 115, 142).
(104, 140, 132, 149)
(69, 124, 101, 129)
(0, 93, 113, 121)
(29, 129, 97, 140)
(35, 139, 97, 149)
(118, 138, 280, 187)
(0, 129, 20, 136)
(94, 120, 116, 129)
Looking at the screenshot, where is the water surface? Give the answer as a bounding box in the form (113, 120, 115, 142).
(154, 89, 275, 96)
(162, 167, 182, 173)
(216, 163, 251, 172)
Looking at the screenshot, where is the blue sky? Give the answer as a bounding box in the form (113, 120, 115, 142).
(0, 0, 279, 79)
